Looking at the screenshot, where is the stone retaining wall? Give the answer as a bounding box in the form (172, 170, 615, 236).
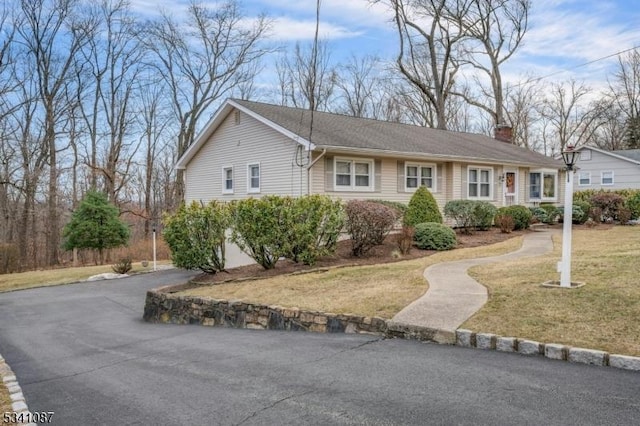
(144, 286, 388, 335)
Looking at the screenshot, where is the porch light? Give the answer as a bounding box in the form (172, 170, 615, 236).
(559, 145, 577, 288)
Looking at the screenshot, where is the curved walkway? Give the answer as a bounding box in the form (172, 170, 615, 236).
(392, 229, 559, 332)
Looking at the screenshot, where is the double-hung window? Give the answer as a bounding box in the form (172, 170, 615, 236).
(529, 170, 557, 201)
(222, 166, 234, 194)
(334, 158, 374, 191)
(468, 167, 492, 199)
(406, 163, 435, 191)
(247, 163, 260, 193)
(578, 172, 591, 186)
(601, 171, 614, 185)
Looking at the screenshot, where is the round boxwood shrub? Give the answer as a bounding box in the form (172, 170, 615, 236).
(529, 207, 547, 224)
(404, 186, 443, 227)
(626, 192, 640, 220)
(496, 205, 532, 230)
(474, 201, 497, 231)
(572, 201, 591, 224)
(539, 204, 559, 224)
(413, 222, 457, 251)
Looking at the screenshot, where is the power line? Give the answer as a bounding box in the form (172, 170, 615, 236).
(511, 45, 639, 87)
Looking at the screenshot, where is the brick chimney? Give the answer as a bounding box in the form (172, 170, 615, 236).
(494, 124, 513, 144)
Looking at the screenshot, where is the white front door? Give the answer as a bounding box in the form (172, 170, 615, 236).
(504, 169, 518, 206)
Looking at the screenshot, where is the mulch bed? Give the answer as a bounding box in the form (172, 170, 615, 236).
(190, 227, 534, 285)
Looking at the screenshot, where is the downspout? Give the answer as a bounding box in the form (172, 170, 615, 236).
(306, 148, 327, 195)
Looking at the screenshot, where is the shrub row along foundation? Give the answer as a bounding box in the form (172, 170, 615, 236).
(456, 329, 640, 372)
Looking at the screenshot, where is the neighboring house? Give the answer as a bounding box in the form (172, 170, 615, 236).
(176, 99, 565, 210)
(570, 146, 640, 191)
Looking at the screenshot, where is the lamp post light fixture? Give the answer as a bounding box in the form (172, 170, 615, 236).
(559, 145, 579, 288)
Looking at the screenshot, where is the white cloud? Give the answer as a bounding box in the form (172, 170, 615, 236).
(268, 16, 363, 41)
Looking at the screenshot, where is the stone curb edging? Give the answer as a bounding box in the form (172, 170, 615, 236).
(0, 353, 36, 425)
(456, 329, 640, 372)
(143, 285, 639, 373)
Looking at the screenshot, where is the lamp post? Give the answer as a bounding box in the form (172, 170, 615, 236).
(560, 145, 579, 288)
(152, 225, 157, 272)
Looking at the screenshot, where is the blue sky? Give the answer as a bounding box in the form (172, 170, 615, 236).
(132, 0, 640, 92)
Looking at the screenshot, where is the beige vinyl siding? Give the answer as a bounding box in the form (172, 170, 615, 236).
(310, 155, 447, 208)
(184, 109, 306, 203)
(573, 149, 640, 190)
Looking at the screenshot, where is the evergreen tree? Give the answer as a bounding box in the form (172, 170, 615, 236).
(404, 186, 443, 226)
(63, 191, 130, 264)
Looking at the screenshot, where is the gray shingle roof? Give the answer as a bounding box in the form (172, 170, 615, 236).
(613, 149, 640, 162)
(233, 99, 561, 169)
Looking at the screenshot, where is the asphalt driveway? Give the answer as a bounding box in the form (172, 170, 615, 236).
(1, 270, 639, 425)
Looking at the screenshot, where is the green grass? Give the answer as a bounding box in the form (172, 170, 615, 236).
(0, 260, 170, 293)
(466, 226, 640, 356)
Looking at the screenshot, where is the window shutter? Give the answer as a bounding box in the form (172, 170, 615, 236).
(325, 156, 334, 192)
(436, 164, 442, 193)
(397, 161, 405, 192)
(374, 159, 382, 193)
(461, 166, 468, 198)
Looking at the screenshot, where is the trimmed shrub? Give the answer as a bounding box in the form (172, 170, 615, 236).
(618, 207, 632, 224)
(285, 195, 344, 266)
(112, 257, 132, 274)
(345, 200, 397, 257)
(495, 214, 515, 234)
(626, 192, 640, 220)
(589, 192, 625, 222)
(474, 201, 497, 231)
(539, 204, 560, 224)
(230, 196, 292, 270)
(404, 186, 442, 227)
(371, 200, 407, 219)
(496, 205, 532, 230)
(413, 222, 457, 251)
(558, 205, 586, 224)
(164, 201, 231, 274)
(573, 201, 591, 224)
(529, 207, 547, 224)
(443, 200, 496, 233)
(444, 200, 476, 233)
(395, 226, 414, 255)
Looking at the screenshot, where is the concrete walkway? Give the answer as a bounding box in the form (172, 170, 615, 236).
(392, 229, 559, 333)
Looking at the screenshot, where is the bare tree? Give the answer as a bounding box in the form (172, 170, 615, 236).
(380, 0, 470, 129)
(504, 78, 543, 150)
(275, 41, 337, 112)
(455, 0, 530, 126)
(607, 50, 640, 148)
(538, 80, 602, 155)
(143, 0, 271, 206)
(17, 0, 94, 265)
(334, 54, 383, 118)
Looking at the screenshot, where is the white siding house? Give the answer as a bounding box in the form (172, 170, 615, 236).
(572, 147, 640, 191)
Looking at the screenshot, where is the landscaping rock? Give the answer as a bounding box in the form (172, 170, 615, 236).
(544, 343, 568, 361)
(496, 337, 517, 352)
(475, 333, 496, 350)
(609, 355, 640, 371)
(456, 329, 474, 347)
(518, 340, 542, 356)
(568, 348, 608, 366)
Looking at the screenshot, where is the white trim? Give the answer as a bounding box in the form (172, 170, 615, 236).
(334, 157, 375, 192)
(405, 162, 436, 192)
(247, 162, 261, 193)
(222, 165, 234, 194)
(529, 169, 558, 202)
(601, 170, 614, 186)
(578, 171, 591, 186)
(175, 99, 315, 169)
(467, 165, 494, 200)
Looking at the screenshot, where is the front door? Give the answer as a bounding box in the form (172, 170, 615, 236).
(504, 170, 517, 206)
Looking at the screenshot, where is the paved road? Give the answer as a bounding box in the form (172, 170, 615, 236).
(1, 271, 639, 425)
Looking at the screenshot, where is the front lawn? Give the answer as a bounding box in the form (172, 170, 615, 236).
(179, 237, 524, 319)
(466, 226, 640, 356)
